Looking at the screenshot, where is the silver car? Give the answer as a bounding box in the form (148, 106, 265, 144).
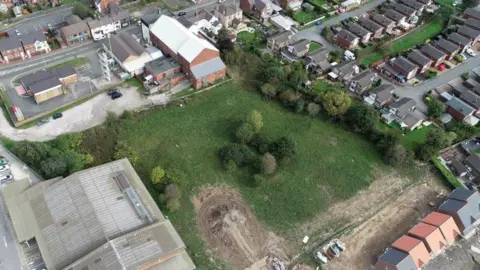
(0, 164, 9, 173)
(0, 174, 13, 183)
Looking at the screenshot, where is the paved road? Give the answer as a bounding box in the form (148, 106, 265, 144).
(396, 54, 480, 113)
(0, 144, 42, 270)
(294, 0, 386, 50)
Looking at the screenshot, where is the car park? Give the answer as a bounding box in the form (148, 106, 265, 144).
(111, 92, 123, 100)
(0, 164, 10, 173)
(52, 112, 63, 120)
(466, 48, 476, 57)
(36, 118, 50, 126)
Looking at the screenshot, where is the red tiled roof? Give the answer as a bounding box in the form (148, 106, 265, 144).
(422, 212, 450, 226)
(392, 235, 422, 252)
(409, 222, 437, 238)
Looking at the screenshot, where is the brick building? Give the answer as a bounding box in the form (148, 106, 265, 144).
(149, 15, 226, 89)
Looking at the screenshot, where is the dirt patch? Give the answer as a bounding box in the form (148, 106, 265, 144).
(291, 264, 314, 270)
(326, 183, 447, 270)
(193, 185, 289, 270)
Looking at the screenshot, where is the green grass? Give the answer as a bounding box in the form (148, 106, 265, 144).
(308, 0, 327, 6)
(360, 17, 445, 66)
(400, 125, 434, 152)
(434, 0, 455, 5)
(237, 31, 255, 42)
(103, 82, 387, 268)
(294, 11, 314, 23)
(309, 42, 322, 52)
(312, 81, 343, 93)
(432, 157, 462, 188)
(46, 57, 88, 71)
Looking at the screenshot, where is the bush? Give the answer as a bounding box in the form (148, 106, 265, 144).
(218, 143, 253, 167)
(383, 144, 409, 167)
(160, 183, 182, 212)
(151, 166, 166, 186)
(454, 54, 465, 63)
(236, 122, 256, 143)
(270, 137, 296, 160)
(260, 152, 277, 175)
(293, 98, 306, 113)
(345, 103, 378, 135)
(249, 133, 271, 153)
(427, 97, 445, 118)
(306, 102, 321, 116)
(245, 110, 263, 133)
(462, 72, 470, 80)
(114, 141, 139, 165)
(261, 83, 278, 98)
(321, 90, 352, 117)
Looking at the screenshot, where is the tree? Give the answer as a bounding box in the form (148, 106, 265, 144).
(236, 122, 255, 143)
(425, 128, 448, 149)
(416, 144, 437, 161)
(321, 24, 333, 41)
(375, 132, 400, 154)
(114, 141, 139, 165)
(427, 98, 445, 118)
(72, 3, 93, 20)
(463, 0, 480, 8)
(40, 157, 68, 178)
(270, 137, 296, 160)
(12, 141, 51, 167)
(285, 8, 294, 17)
(306, 102, 321, 116)
(384, 144, 409, 167)
(151, 166, 166, 185)
(218, 144, 251, 167)
(288, 62, 308, 90)
(345, 103, 378, 134)
(293, 98, 306, 113)
(260, 152, 277, 175)
(249, 133, 271, 153)
(246, 110, 263, 133)
(260, 83, 278, 98)
(321, 90, 352, 117)
(83, 153, 95, 165)
(217, 27, 233, 52)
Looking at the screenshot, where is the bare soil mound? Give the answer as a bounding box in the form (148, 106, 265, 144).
(193, 185, 289, 269)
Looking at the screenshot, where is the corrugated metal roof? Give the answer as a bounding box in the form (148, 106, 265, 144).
(392, 235, 422, 252)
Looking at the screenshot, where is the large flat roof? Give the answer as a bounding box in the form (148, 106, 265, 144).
(2, 159, 194, 270)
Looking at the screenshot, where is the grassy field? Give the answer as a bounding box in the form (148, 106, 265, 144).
(309, 42, 322, 52)
(360, 17, 445, 66)
(294, 11, 314, 23)
(81, 82, 387, 268)
(400, 125, 434, 151)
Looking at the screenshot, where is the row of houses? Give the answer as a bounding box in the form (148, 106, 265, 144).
(333, 0, 432, 49)
(376, 188, 480, 270)
(0, 31, 50, 63)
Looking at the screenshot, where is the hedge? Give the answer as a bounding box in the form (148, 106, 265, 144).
(432, 157, 462, 188)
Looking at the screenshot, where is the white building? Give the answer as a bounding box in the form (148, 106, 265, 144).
(270, 14, 297, 31)
(178, 9, 223, 35)
(88, 10, 130, 41)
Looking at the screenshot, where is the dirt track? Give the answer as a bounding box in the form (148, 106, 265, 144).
(193, 186, 289, 270)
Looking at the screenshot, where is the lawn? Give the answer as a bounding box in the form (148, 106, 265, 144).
(294, 11, 314, 23)
(308, 0, 327, 6)
(237, 31, 255, 43)
(400, 125, 435, 151)
(93, 82, 387, 268)
(309, 42, 322, 52)
(312, 81, 343, 93)
(435, 0, 455, 5)
(360, 17, 445, 66)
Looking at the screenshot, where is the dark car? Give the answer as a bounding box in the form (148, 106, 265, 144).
(111, 92, 123, 100)
(36, 119, 50, 126)
(52, 112, 63, 119)
(107, 88, 118, 96)
(178, 11, 186, 16)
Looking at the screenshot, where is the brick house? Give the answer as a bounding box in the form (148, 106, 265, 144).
(281, 39, 310, 62)
(94, 0, 120, 13)
(358, 17, 384, 39)
(448, 32, 472, 53)
(0, 36, 25, 63)
(391, 56, 418, 80)
(446, 97, 475, 122)
(457, 26, 480, 45)
(372, 14, 396, 34)
(384, 9, 406, 25)
(400, 0, 425, 14)
(60, 21, 91, 46)
(240, 0, 274, 21)
(214, 3, 243, 28)
(392, 3, 417, 21)
(464, 8, 480, 21)
(407, 49, 432, 74)
(150, 15, 226, 89)
(20, 30, 50, 58)
(347, 22, 371, 44)
(421, 44, 446, 67)
(392, 235, 431, 269)
(333, 29, 359, 49)
(434, 38, 460, 60)
(267, 30, 292, 51)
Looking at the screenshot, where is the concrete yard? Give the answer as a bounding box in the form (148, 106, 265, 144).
(423, 233, 480, 270)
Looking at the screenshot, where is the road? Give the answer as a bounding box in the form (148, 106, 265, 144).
(0, 143, 42, 270)
(293, 0, 386, 50)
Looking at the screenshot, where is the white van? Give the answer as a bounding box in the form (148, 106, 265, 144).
(344, 50, 356, 60)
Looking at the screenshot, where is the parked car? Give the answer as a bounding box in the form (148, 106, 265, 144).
(48, 23, 53, 30)
(107, 88, 118, 96)
(0, 174, 12, 183)
(315, 20, 322, 26)
(36, 119, 50, 126)
(178, 11, 186, 16)
(15, 29, 20, 36)
(466, 48, 476, 57)
(111, 92, 123, 100)
(0, 164, 9, 173)
(52, 112, 63, 120)
(0, 156, 7, 166)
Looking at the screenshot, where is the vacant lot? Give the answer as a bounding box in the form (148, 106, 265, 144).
(360, 17, 445, 66)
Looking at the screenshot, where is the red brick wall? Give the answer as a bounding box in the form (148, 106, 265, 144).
(240, 0, 252, 13)
(171, 74, 186, 85)
(151, 33, 178, 61)
(192, 68, 226, 89)
(447, 107, 467, 121)
(333, 36, 353, 49)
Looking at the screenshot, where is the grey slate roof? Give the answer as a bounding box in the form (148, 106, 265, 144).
(421, 44, 445, 60)
(358, 17, 383, 32)
(466, 155, 480, 172)
(190, 57, 225, 79)
(435, 38, 459, 54)
(268, 30, 292, 43)
(460, 90, 480, 108)
(352, 70, 377, 89)
(458, 26, 480, 40)
(465, 18, 480, 30)
(464, 8, 480, 19)
(145, 57, 180, 75)
(392, 3, 416, 16)
(185, 9, 214, 24)
(439, 199, 468, 214)
(371, 84, 395, 103)
(60, 21, 90, 37)
(390, 97, 416, 116)
(217, 3, 241, 16)
(446, 97, 475, 116)
(372, 14, 395, 27)
(20, 65, 76, 94)
(103, 32, 146, 62)
(54, 65, 77, 79)
(334, 60, 357, 75)
(448, 32, 472, 47)
(403, 112, 423, 128)
(347, 22, 370, 38)
(378, 248, 417, 269)
(449, 188, 477, 202)
(289, 39, 310, 52)
(394, 56, 417, 72)
(385, 9, 406, 22)
(400, 0, 425, 10)
(28, 77, 62, 93)
(407, 49, 431, 67)
(0, 36, 22, 51)
(141, 13, 161, 26)
(20, 30, 47, 45)
(450, 159, 468, 175)
(336, 29, 359, 42)
(67, 15, 83, 25)
(20, 70, 54, 89)
(306, 48, 329, 63)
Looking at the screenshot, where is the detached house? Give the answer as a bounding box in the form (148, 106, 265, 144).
(281, 39, 310, 62)
(384, 9, 406, 25)
(358, 17, 384, 39)
(347, 22, 371, 44)
(448, 32, 472, 53)
(457, 26, 480, 45)
(372, 14, 396, 34)
(20, 30, 50, 58)
(407, 49, 432, 74)
(364, 84, 395, 108)
(214, 3, 243, 29)
(391, 56, 418, 80)
(240, 0, 278, 22)
(421, 44, 446, 67)
(464, 8, 480, 21)
(329, 60, 359, 82)
(434, 38, 460, 60)
(305, 48, 331, 74)
(386, 97, 424, 130)
(267, 30, 292, 51)
(150, 15, 226, 89)
(348, 70, 377, 94)
(0, 36, 25, 63)
(333, 29, 359, 49)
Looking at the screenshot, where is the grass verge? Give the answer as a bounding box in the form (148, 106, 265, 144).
(46, 57, 89, 71)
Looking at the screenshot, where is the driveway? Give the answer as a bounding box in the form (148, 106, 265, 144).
(0, 87, 150, 142)
(293, 0, 386, 49)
